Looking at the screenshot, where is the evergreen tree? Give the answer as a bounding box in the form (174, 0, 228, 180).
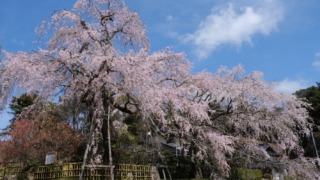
(9, 93, 37, 123)
(295, 84, 320, 157)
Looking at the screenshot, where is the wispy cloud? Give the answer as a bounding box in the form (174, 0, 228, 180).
(274, 78, 309, 94)
(166, 15, 174, 22)
(312, 52, 320, 70)
(182, 0, 284, 58)
(11, 38, 25, 46)
(312, 60, 320, 70)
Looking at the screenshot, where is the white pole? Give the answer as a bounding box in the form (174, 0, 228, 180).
(310, 125, 319, 158)
(80, 120, 94, 180)
(107, 106, 114, 180)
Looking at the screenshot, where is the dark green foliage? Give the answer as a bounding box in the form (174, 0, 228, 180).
(16, 172, 29, 180)
(229, 168, 262, 180)
(124, 113, 143, 136)
(284, 176, 295, 180)
(16, 164, 35, 180)
(295, 86, 320, 125)
(295, 85, 320, 157)
(112, 113, 153, 165)
(262, 173, 272, 180)
(301, 133, 318, 157)
(9, 93, 37, 121)
(52, 97, 90, 133)
(71, 141, 87, 162)
(161, 150, 197, 179)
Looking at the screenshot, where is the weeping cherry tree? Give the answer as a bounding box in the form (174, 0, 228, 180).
(0, 0, 317, 178)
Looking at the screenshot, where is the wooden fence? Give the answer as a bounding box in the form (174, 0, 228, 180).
(0, 163, 152, 180)
(0, 163, 23, 179)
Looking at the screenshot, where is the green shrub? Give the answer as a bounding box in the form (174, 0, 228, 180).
(284, 176, 295, 180)
(262, 173, 272, 180)
(229, 168, 262, 180)
(17, 172, 29, 180)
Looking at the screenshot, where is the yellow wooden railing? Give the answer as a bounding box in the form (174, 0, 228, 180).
(0, 166, 4, 179)
(0, 163, 152, 180)
(0, 163, 23, 179)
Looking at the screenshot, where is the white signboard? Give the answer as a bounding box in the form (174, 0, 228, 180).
(45, 152, 56, 165)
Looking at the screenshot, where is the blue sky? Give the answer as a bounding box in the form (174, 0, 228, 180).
(1, 0, 320, 129)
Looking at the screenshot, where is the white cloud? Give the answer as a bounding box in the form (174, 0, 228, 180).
(315, 52, 320, 57)
(183, 0, 284, 58)
(274, 79, 309, 94)
(166, 15, 174, 22)
(312, 60, 320, 70)
(11, 38, 25, 46)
